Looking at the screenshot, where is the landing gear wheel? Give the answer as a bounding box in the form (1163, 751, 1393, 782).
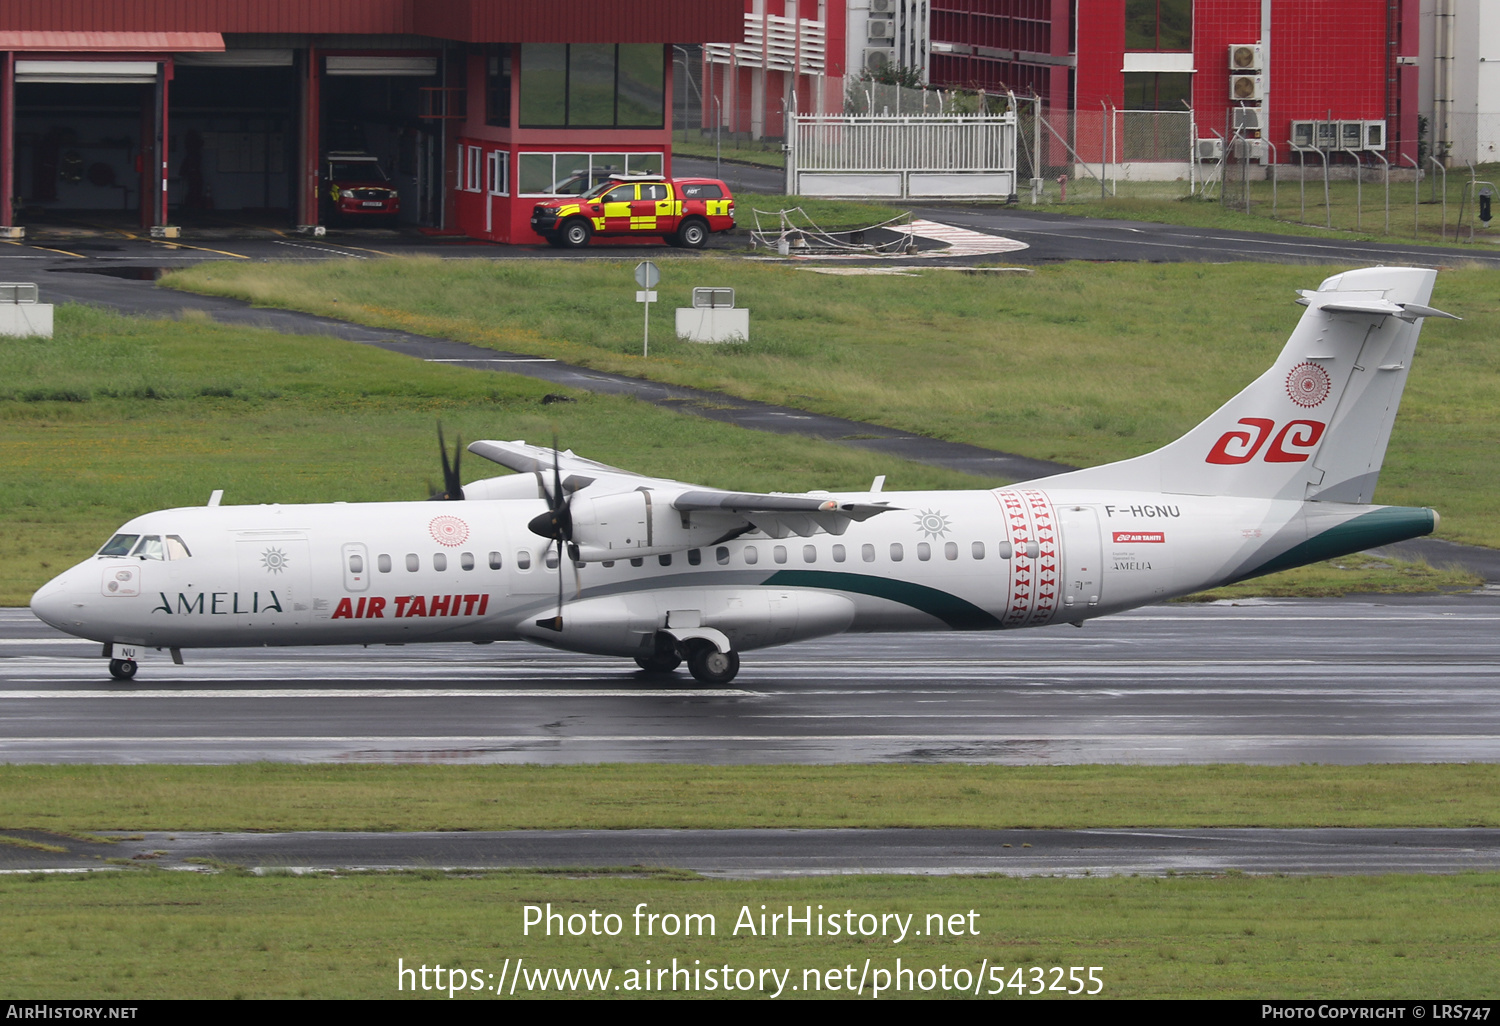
(560, 219, 593, 248)
(675, 218, 709, 249)
(687, 642, 739, 685)
(634, 652, 682, 674)
(107, 658, 137, 681)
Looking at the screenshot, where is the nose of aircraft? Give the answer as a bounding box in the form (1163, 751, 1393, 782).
(30, 566, 81, 632)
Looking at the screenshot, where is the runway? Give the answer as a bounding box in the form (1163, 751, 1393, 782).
(4, 593, 1498, 765)
(5, 826, 1500, 878)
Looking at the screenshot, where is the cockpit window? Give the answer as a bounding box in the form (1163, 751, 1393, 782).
(165, 535, 192, 560)
(131, 535, 164, 560)
(98, 534, 140, 557)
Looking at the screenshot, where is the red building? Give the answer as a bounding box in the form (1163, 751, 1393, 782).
(0, 1, 743, 242)
(926, 0, 1420, 165)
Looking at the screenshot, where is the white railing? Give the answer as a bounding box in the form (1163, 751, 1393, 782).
(792, 113, 1016, 171)
(705, 13, 826, 74)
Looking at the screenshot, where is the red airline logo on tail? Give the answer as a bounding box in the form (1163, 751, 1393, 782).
(1206, 418, 1326, 465)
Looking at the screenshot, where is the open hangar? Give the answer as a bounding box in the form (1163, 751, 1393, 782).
(0, 1, 741, 242)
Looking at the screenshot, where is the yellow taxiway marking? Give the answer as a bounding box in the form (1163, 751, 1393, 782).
(0, 239, 86, 258)
(335, 243, 395, 257)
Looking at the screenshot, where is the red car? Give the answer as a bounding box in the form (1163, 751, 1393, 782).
(322, 152, 400, 225)
(530, 174, 735, 248)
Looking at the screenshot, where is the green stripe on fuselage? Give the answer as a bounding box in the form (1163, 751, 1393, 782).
(1236, 505, 1438, 582)
(763, 570, 1002, 630)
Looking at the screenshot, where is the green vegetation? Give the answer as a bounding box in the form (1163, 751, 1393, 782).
(5, 870, 1499, 998)
(1034, 162, 1500, 246)
(673, 135, 785, 168)
(6, 764, 1499, 832)
(0, 306, 987, 605)
(736, 192, 909, 230)
(164, 260, 1500, 549)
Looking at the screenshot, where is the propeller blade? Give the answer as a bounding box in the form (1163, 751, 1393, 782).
(534, 437, 574, 632)
(430, 423, 465, 501)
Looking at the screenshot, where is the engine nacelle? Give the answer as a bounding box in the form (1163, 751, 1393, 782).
(569, 490, 727, 562)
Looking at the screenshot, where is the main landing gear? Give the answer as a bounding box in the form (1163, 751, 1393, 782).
(107, 658, 137, 681)
(634, 633, 740, 684)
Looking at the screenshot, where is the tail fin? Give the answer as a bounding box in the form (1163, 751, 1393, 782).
(1035, 267, 1455, 502)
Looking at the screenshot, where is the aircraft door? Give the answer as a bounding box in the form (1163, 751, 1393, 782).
(1058, 506, 1102, 613)
(342, 543, 370, 592)
(236, 537, 311, 628)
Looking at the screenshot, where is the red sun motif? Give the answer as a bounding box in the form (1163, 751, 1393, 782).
(1286, 362, 1332, 408)
(429, 515, 470, 548)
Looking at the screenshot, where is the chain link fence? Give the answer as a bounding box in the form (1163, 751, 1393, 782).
(1014, 105, 1195, 203)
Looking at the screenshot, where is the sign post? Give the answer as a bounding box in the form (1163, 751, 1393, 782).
(634, 261, 660, 357)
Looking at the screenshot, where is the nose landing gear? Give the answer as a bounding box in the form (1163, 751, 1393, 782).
(107, 658, 138, 681)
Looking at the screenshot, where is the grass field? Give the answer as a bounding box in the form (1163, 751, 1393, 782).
(163, 260, 1500, 549)
(1035, 163, 1500, 247)
(6, 869, 1498, 998)
(6, 764, 1498, 832)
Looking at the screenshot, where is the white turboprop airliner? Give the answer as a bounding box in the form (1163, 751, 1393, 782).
(31, 267, 1455, 684)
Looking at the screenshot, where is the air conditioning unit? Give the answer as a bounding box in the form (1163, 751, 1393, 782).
(1233, 138, 1267, 162)
(1228, 44, 1263, 72)
(867, 18, 895, 41)
(1363, 120, 1387, 151)
(1196, 138, 1224, 162)
(1230, 73, 1263, 102)
(863, 48, 892, 73)
(1290, 120, 1316, 150)
(870, 0, 897, 14)
(1233, 108, 1263, 132)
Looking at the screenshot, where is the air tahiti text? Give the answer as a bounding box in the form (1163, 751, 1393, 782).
(332, 594, 491, 619)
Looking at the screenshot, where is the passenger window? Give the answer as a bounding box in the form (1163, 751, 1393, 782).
(773, 545, 787, 564)
(803, 544, 817, 563)
(378, 554, 393, 573)
(405, 553, 419, 572)
(433, 553, 447, 572)
(688, 549, 702, 566)
(98, 534, 140, 557)
(603, 560, 615, 568)
(716, 546, 730, 565)
(659, 553, 672, 566)
(630, 557, 643, 567)
(545, 549, 559, 569)
(971, 541, 986, 560)
(165, 536, 192, 560)
(744, 546, 758, 565)
(862, 543, 875, 562)
(488, 551, 503, 570)
(132, 536, 164, 560)
(917, 543, 931, 562)
(890, 543, 904, 562)
(461, 552, 475, 571)
(517, 550, 532, 570)
(348, 553, 365, 574)
(832, 544, 846, 563)
(997, 541, 1014, 560)
(945, 542, 958, 561)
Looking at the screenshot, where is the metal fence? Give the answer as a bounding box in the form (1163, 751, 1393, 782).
(788, 113, 1017, 199)
(1015, 104, 1196, 202)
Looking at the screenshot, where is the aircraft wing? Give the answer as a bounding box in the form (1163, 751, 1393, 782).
(468, 438, 898, 553)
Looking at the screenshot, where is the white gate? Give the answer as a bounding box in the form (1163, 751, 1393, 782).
(787, 113, 1017, 200)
